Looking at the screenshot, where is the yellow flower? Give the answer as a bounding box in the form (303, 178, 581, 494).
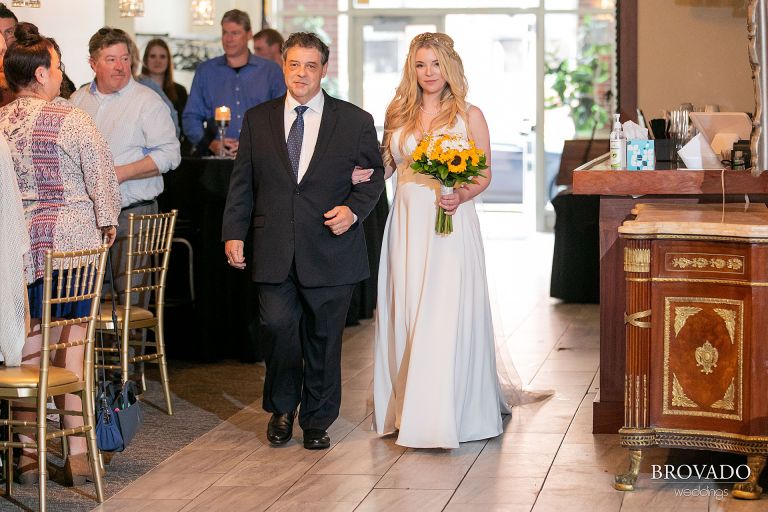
(448, 154, 467, 173)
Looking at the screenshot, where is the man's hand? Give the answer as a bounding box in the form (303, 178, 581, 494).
(224, 240, 246, 269)
(351, 165, 373, 185)
(209, 138, 239, 158)
(323, 206, 355, 236)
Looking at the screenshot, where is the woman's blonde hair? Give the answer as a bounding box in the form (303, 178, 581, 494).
(382, 32, 469, 169)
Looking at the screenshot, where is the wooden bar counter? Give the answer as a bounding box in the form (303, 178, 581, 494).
(613, 203, 768, 499)
(572, 157, 768, 434)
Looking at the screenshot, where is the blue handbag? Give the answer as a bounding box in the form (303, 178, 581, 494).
(95, 387, 124, 452)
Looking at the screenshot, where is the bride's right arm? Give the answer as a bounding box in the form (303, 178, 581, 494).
(383, 164, 396, 180)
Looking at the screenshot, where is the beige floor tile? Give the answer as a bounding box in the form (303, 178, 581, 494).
(267, 502, 358, 512)
(449, 475, 543, 506)
(185, 427, 264, 451)
(444, 505, 534, 512)
(552, 442, 628, 469)
(374, 443, 485, 490)
(466, 450, 555, 478)
(113, 472, 222, 500)
(213, 459, 315, 489)
(709, 493, 768, 510)
(528, 370, 597, 388)
(541, 464, 616, 493)
(533, 489, 624, 512)
(537, 355, 600, 373)
(179, 485, 284, 512)
(484, 432, 565, 455)
(619, 482, 710, 511)
(273, 474, 379, 507)
(355, 489, 453, 511)
(310, 427, 406, 475)
(94, 499, 190, 512)
(151, 449, 252, 474)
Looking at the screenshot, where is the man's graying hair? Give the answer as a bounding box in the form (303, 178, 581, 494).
(88, 27, 133, 58)
(221, 9, 251, 32)
(282, 32, 329, 65)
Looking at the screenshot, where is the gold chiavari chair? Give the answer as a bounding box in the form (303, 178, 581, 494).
(0, 246, 108, 511)
(95, 210, 177, 415)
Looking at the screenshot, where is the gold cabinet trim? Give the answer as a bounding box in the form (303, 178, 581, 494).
(625, 247, 650, 273)
(674, 306, 701, 336)
(671, 373, 698, 407)
(652, 277, 767, 287)
(714, 308, 737, 343)
(712, 379, 736, 410)
(663, 297, 743, 421)
(694, 341, 718, 375)
(624, 309, 651, 329)
(666, 252, 745, 274)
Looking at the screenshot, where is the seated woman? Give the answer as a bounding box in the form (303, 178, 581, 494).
(0, 22, 121, 485)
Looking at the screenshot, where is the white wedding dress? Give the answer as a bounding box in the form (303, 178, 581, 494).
(372, 116, 542, 448)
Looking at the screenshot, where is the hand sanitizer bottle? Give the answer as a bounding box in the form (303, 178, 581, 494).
(609, 113, 626, 170)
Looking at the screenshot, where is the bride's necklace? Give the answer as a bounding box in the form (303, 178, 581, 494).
(417, 118, 431, 138)
(419, 105, 440, 115)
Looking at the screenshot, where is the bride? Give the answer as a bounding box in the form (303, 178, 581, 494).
(372, 32, 546, 449)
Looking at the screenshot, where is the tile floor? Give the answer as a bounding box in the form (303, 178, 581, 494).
(93, 211, 767, 511)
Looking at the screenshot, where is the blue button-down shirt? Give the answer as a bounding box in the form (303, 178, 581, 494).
(182, 53, 286, 145)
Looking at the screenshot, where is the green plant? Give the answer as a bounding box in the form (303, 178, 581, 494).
(545, 17, 612, 136)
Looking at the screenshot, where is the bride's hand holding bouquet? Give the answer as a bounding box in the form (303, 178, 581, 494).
(410, 132, 488, 234)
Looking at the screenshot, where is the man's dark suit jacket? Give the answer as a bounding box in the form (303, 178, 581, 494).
(222, 91, 385, 288)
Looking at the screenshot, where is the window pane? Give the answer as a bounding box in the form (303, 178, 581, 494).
(544, 12, 615, 201)
(279, 11, 349, 100)
(355, 0, 538, 8)
(545, 0, 615, 9)
(447, 14, 537, 203)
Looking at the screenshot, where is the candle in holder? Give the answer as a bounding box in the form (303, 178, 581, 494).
(214, 106, 231, 158)
(214, 106, 231, 124)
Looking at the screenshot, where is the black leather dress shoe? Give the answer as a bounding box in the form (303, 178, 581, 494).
(267, 411, 296, 445)
(303, 428, 330, 450)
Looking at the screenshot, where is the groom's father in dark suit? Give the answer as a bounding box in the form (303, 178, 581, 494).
(222, 32, 384, 450)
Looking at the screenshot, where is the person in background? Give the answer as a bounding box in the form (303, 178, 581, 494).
(0, 2, 16, 106)
(141, 38, 188, 136)
(0, 2, 16, 45)
(128, 37, 180, 138)
(253, 28, 284, 67)
(0, 22, 121, 484)
(183, 9, 285, 157)
(71, 27, 180, 305)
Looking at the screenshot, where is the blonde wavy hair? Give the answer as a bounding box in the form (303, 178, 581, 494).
(382, 32, 469, 170)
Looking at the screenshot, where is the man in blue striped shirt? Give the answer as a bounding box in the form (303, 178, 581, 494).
(183, 9, 286, 157)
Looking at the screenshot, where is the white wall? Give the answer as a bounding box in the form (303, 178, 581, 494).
(638, 0, 752, 117)
(14, 1, 105, 87)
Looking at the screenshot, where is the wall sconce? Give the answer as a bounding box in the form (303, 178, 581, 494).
(118, 0, 145, 17)
(11, 0, 41, 7)
(192, 0, 215, 26)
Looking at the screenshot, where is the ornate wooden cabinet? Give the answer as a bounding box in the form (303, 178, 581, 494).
(614, 203, 768, 499)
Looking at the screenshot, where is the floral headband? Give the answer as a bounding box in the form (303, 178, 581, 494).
(410, 32, 458, 58)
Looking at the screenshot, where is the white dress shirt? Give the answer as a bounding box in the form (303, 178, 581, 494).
(284, 90, 324, 184)
(71, 78, 181, 208)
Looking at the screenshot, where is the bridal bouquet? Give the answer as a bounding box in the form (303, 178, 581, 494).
(410, 132, 488, 234)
